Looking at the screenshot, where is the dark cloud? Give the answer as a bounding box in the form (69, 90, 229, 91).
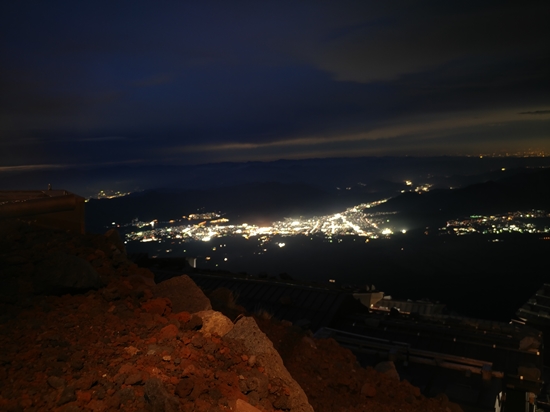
(298, 2, 549, 83)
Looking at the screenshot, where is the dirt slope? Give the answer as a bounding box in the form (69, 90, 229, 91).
(0, 220, 458, 412)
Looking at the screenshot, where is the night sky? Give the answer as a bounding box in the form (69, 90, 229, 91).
(1, 1, 549, 172)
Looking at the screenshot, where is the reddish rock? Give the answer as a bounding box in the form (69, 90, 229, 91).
(195, 310, 234, 337)
(175, 377, 195, 397)
(169, 311, 191, 324)
(47, 376, 65, 389)
(144, 378, 179, 412)
(0, 221, 453, 412)
(57, 386, 76, 406)
(225, 316, 313, 412)
(154, 275, 212, 314)
(87, 399, 106, 412)
(158, 324, 179, 340)
(77, 390, 92, 402)
(185, 314, 203, 331)
(229, 399, 263, 412)
(361, 383, 376, 397)
(125, 373, 143, 385)
(375, 361, 400, 381)
(141, 298, 171, 316)
(74, 374, 97, 391)
(238, 368, 269, 398)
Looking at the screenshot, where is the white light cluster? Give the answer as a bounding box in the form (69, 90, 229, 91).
(442, 210, 550, 236)
(125, 199, 404, 244)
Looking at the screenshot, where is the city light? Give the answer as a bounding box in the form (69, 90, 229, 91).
(124, 202, 549, 250)
(125, 199, 393, 245)
(441, 210, 550, 236)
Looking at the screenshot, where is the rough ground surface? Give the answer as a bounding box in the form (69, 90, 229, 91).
(0, 220, 459, 411)
(255, 318, 461, 412)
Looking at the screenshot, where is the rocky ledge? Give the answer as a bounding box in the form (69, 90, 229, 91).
(0, 220, 461, 412)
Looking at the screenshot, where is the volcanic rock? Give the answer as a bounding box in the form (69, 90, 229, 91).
(47, 376, 65, 389)
(375, 361, 400, 380)
(0, 220, 457, 412)
(225, 316, 314, 412)
(229, 399, 263, 412)
(361, 383, 377, 397)
(238, 368, 269, 398)
(57, 386, 77, 406)
(154, 275, 212, 313)
(104, 228, 126, 254)
(195, 310, 234, 337)
(144, 378, 179, 412)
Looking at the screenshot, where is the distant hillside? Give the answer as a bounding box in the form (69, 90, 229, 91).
(374, 167, 550, 229)
(4, 156, 550, 198)
(85, 181, 378, 232)
(428, 166, 546, 189)
(86, 168, 550, 232)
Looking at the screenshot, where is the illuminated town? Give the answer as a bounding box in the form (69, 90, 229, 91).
(125, 204, 550, 250)
(94, 190, 131, 199)
(440, 210, 550, 236)
(124, 199, 400, 245)
(401, 180, 433, 193)
(471, 150, 548, 158)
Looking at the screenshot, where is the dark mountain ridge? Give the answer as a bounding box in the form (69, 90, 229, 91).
(86, 167, 550, 232)
(4, 156, 550, 199)
(87, 181, 354, 231)
(373, 167, 550, 229)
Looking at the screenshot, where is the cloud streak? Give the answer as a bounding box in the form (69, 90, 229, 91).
(519, 110, 550, 116)
(173, 107, 550, 155)
(297, 3, 549, 83)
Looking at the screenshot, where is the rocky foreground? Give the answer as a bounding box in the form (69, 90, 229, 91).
(0, 220, 461, 412)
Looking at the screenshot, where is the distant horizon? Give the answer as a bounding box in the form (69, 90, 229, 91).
(1, 151, 549, 175)
(2, 155, 550, 200)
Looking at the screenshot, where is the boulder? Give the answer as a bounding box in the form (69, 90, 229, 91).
(104, 229, 126, 255)
(229, 399, 262, 412)
(144, 378, 179, 412)
(154, 275, 212, 314)
(375, 361, 400, 381)
(238, 368, 269, 397)
(158, 324, 179, 341)
(194, 310, 234, 337)
(224, 316, 313, 412)
(141, 298, 172, 316)
(360, 382, 376, 397)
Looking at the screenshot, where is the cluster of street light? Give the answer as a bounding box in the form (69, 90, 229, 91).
(93, 190, 131, 199)
(123, 201, 550, 248)
(124, 199, 404, 245)
(440, 210, 550, 236)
